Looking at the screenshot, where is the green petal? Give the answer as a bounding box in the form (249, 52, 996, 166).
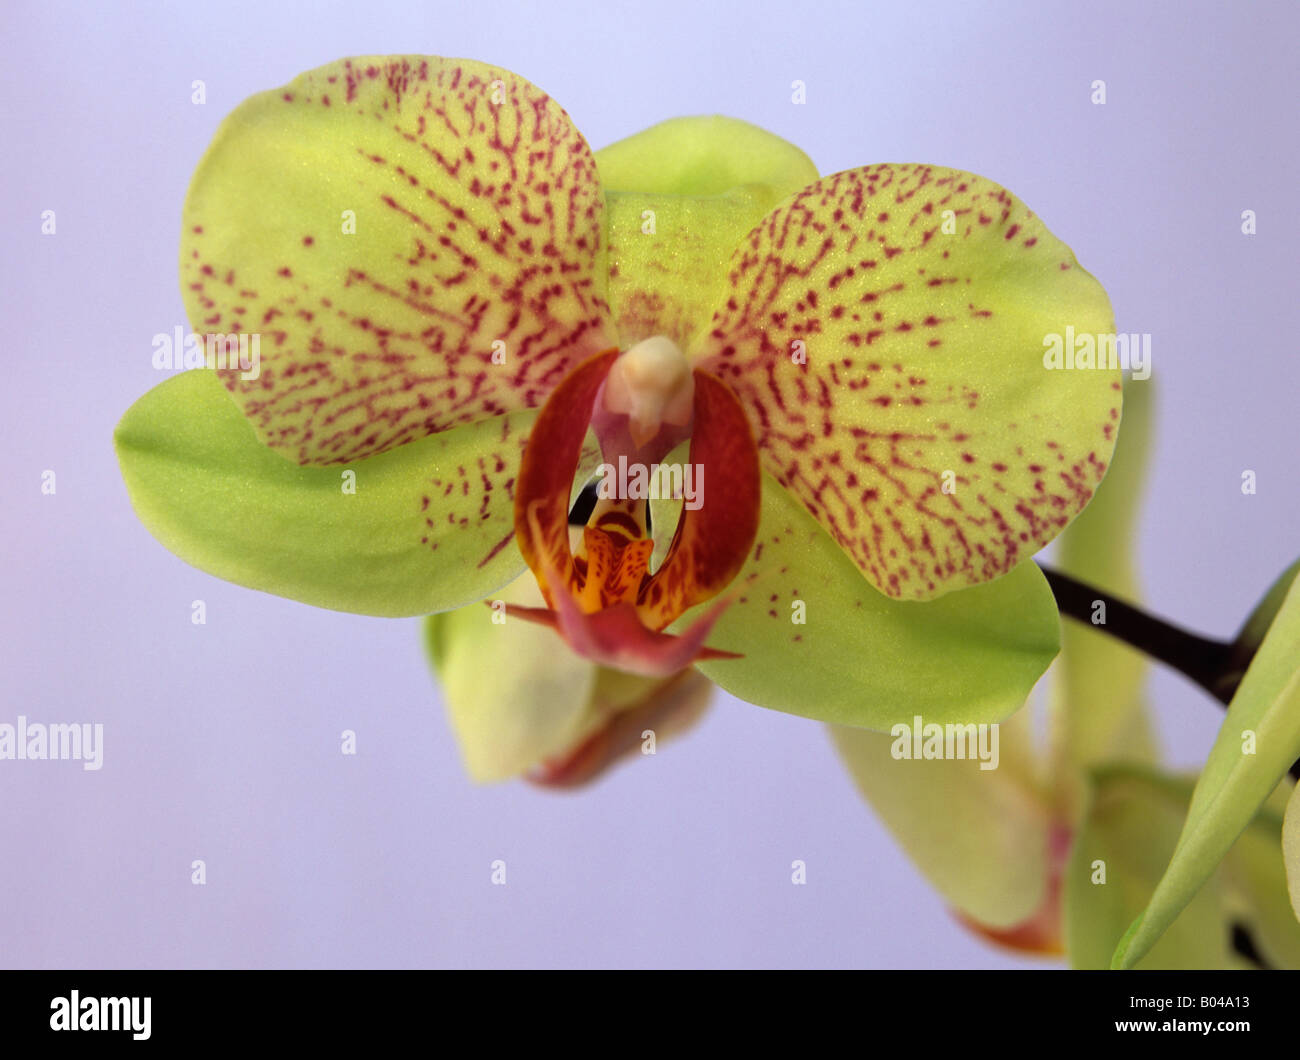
(1285, 782, 1300, 925)
(596, 118, 820, 354)
(425, 568, 714, 782)
(1065, 768, 1230, 969)
(1050, 379, 1157, 787)
(692, 164, 1119, 601)
(675, 473, 1060, 728)
(831, 708, 1051, 928)
(1110, 576, 1300, 968)
(114, 370, 531, 617)
(603, 190, 791, 353)
(595, 115, 818, 198)
(181, 55, 614, 467)
(425, 573, 600, 781)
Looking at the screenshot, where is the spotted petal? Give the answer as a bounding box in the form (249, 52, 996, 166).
(692, 164, 1118, 600)
(181, 55, 613, 466)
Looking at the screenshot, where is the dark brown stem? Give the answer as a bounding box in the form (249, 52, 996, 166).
(1038, 565, 1236, 703)
(1037, 563, 1299, 782)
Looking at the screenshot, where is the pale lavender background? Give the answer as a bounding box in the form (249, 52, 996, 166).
(1, 0, 1296, 968)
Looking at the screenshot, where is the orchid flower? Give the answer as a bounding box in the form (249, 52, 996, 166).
(115, 55, 1122, 781)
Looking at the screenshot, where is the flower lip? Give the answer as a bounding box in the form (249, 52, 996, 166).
(511, 345, 761, 673)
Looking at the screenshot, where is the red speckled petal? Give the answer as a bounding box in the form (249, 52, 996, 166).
(692, 164, 1119, 600)
(182, 56, 614, 465)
